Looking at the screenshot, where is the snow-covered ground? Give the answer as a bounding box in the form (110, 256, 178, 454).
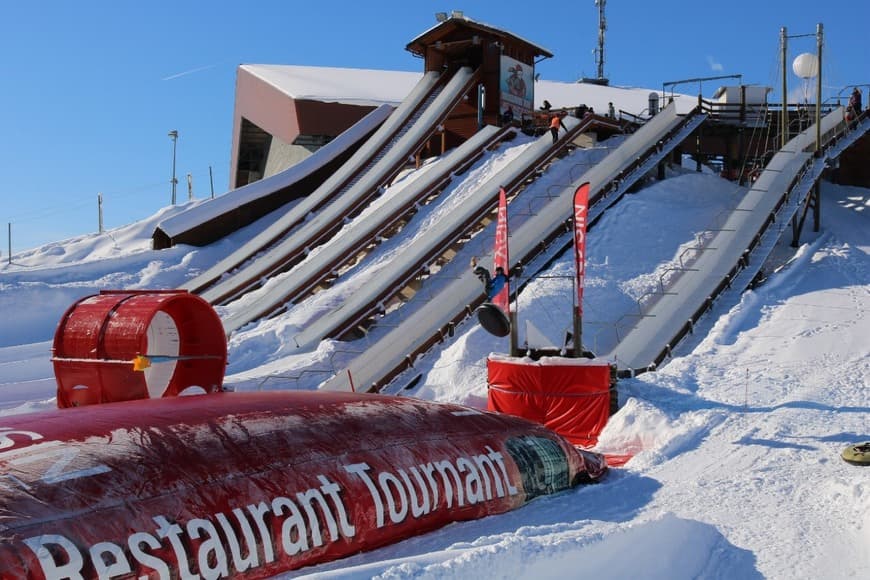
(0, 136, 867, 578)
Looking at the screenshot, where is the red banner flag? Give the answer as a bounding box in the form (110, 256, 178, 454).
(493, 187, 510, 313)
(573, 182, 590, 317)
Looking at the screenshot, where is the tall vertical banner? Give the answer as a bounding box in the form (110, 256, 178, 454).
(573, 183, 590, 317)
(493, 186, 510, 314)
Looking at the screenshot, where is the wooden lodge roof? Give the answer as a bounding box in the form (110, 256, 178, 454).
(406, 14, 553, 60)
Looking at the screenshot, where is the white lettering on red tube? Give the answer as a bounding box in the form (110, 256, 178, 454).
(21, 447, 521, 578)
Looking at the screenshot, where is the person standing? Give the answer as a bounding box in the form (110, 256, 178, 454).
(848, 88, 862, 121)
(502, 106, 514, 126)
(549, 113, 566, 144)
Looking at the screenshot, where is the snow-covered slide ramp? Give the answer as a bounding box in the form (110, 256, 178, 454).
(220, 124, 513, 334)
(603, 106, 857, 373)
(317, 103, 704, 392)
(290, 113, 596, 351)
(151, 103, 393, 250)
(196, 67, 479, 308)
(181, 70, 442, 295)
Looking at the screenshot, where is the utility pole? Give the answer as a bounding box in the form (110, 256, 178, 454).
(168, 130, 179, 205)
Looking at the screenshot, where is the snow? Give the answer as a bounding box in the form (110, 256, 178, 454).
(0, 132, 868, 579)
(243, 63, 698, 118)
(156, 104, 395, 239)
(242, 65, 423, 107)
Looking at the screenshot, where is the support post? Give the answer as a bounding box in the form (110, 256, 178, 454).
(815, 23, 823, 155)
(813, 23, 823, 231)
(573, 309, 582, 358)
(477, 84, 485, 130)
(509, 310, 519, 357)
(781, 27, 788, 148)
(791, 214, 799, 247)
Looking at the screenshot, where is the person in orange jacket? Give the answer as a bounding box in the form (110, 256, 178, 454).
(549, 113, 566, 144)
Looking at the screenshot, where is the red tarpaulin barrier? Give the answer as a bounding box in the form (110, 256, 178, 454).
(0, 391, 606, 579)
(487, 356, 612, 447)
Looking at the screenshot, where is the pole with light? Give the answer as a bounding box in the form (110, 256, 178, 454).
(784, 24, 824, 243)
(782, 25, 823, 149)
(168, 130, 179, 205)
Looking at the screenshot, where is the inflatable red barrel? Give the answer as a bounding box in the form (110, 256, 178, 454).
(0, 391, 607, 578)
(51, 290, 226, 408)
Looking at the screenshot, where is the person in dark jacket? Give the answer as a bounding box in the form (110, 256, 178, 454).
(502, 106, 514, 126)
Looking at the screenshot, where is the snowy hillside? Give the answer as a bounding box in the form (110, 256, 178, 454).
(0, 139, 867, 578)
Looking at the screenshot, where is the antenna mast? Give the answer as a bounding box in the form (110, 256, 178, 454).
(595, 0, 607, 82)
(582, 1, 610, 85)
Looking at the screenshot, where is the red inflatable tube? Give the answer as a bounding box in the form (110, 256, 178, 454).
(0, 391, 606, 578)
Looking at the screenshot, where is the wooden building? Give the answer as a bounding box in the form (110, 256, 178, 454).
(405, 12, 553, 150)
(230, 13, 553, 189)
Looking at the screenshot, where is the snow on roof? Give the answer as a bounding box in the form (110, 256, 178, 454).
(241, 64, 696, 118)
(534, 79, 696, 117)
(241, 64, 421, 107)
(407, 13, 553, 58)
(155, 105, 394, 240)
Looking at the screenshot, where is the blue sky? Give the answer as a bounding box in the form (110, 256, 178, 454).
(2, 0, 865, 253)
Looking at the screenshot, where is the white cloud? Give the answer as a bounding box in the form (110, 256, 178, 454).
(706, 55, 724, 72)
